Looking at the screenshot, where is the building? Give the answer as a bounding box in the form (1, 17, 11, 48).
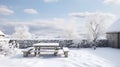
(106, 20, 120, 48)
(0, 30, 5, 38)
(0, 30, 10, 45)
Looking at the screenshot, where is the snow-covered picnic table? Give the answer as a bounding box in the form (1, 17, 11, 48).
(22, 43, 69, 57)
(33, 43, 60, 56)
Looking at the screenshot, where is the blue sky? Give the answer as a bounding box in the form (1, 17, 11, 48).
(0, 0, 119, 19)
(0, 0, 120, 37)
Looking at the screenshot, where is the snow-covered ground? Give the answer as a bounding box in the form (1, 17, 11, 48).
(0, 47, 120, 67)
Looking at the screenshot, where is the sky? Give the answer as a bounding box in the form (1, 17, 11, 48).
(0, 0, 120, 37)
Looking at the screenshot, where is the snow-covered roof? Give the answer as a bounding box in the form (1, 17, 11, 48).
(107, 19, 120, 33)
(0, 30, 5, 36)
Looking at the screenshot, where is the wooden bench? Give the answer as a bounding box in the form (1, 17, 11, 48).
(63, 47, 69, 57)
(22, 47, 34, 57)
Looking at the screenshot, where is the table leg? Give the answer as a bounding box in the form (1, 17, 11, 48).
(34, 47, 37, 56)
(38, 47, 40, 55)
(54, 47, 58, 56)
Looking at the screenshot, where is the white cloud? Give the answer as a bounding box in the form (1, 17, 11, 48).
(0, 17, 83, 38)
(103, 0, 120, 5)
(44, 0, 58, 3)
(69, 12, 116, 21)
(1, 11, 116, 36)
(69, 11, 117, 32)
(0, 5, 14, 15)
(24, 9, 38, 14)
(69, 12, 116, 18)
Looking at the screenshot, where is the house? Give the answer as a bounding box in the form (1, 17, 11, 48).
(0, 30, 5, 38)
(106, 20, 120, 48)
(0, 30, 10, 45)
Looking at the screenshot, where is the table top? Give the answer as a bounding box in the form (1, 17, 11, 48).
(33, 43, 59, 47)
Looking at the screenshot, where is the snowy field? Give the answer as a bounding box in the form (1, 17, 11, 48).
(0, 47, 120, 67)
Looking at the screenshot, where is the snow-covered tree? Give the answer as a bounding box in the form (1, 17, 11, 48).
(85, 12, 115, 44)
(0, 38, 19, 56)
(70, 12, 116, 47)
(0, 42, 20, 56)
(63, 26, 82, 47)
(12, 26, 32, 39)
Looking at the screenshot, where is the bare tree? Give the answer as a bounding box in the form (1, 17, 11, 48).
(69, 12, 116, 48)
(85, 12, 115, 47)
(86, 15, 104, 43)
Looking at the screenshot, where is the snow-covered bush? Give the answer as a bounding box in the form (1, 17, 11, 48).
(12, 26, 32, 39)
(0, 41, 20, 56)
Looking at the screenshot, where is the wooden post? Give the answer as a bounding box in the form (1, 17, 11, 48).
(64, 52, 68, 57)
(54, 47, 58, 56)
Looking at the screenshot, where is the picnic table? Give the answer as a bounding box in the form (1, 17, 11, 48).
(22, 43, 69, 57)
(33, 43, 60, 56)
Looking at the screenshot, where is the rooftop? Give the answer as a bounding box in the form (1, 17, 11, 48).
(0, 30, 5, 36)
(107, 19, 120, 33)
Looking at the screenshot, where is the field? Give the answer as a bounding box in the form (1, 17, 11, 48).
(0, 47, 120, 67)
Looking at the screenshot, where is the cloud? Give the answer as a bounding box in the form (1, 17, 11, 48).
(1, 11, 116, 37)
(103, 0, 120, 5)
(24, 9, 38, 14)
(43, 0, 58, 3)
(69, 12, 90, 18)
(0, 5, 14, 15)
(69, 11, 117, 32)
(0, 18, 66, 33)
(69, 12, 116, 19)
(0, 17, 83, 38)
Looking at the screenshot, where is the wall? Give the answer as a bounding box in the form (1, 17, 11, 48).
(107, 32, 120, 48)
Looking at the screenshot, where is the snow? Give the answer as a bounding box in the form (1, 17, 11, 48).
(107, 19, 120, 32)
(33, 43, 59, 47)
(0, 47, 120, 67)
(0, 30, 5, 36)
